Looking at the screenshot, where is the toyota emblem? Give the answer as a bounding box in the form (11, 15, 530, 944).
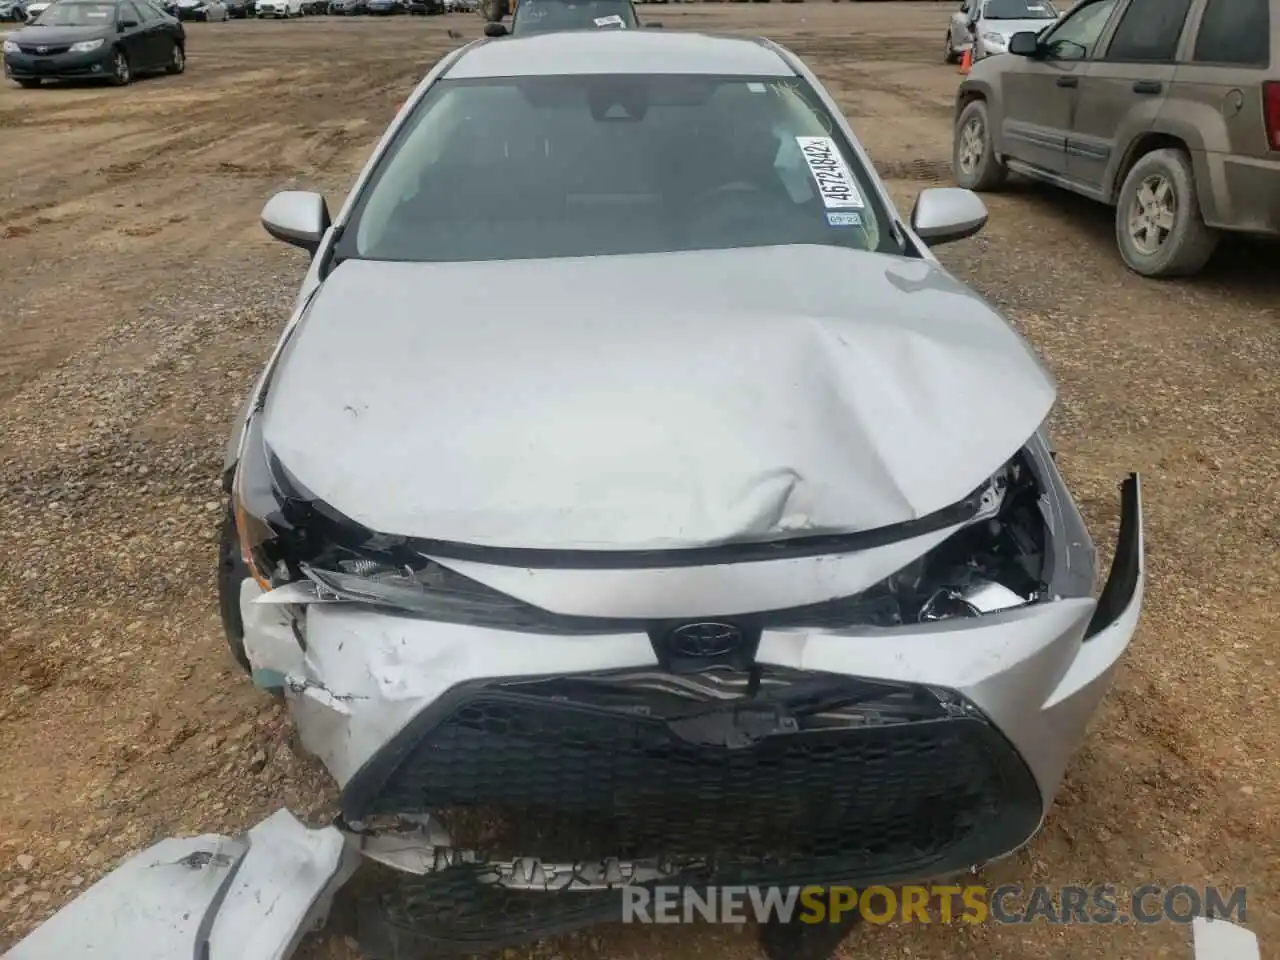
(36, 45, 48, 53)
(669, 622, 742, 658)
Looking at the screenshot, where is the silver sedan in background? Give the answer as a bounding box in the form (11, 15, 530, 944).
(946, 0, 1060, 63)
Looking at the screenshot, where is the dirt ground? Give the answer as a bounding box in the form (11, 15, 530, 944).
(0, 4, 1276, 958)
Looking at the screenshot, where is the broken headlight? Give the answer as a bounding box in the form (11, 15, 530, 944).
(299, 560, 578, 630)
(231, 412, 606, 631)
(231, 412, 352, 589)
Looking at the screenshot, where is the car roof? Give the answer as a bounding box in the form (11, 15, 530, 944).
(444, 31, 797, 79)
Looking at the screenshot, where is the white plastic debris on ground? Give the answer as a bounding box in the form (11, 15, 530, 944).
(0, 802, 1262, 960)
(1193, 916, 1261, 960)
(3, 809, 357, 960)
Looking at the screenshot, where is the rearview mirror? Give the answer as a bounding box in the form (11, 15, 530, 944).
(483, 20, 506, 35)
(117, 17, 138, 27)
(261, 190, 330, 253)
(1008, 30, 1039, 56)
(909, 187, 987, 246)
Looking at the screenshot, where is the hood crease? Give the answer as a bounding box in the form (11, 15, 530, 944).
(262, 246, 1055, 550)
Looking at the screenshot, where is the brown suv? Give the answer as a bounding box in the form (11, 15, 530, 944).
(953, 0, 1279, 278)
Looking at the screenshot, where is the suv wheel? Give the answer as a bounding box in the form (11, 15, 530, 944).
(953, 99, 1006, 191)
(1115, 148, 1219, 279)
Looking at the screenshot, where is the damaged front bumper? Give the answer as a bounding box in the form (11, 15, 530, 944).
(223, 478, 1147, 954)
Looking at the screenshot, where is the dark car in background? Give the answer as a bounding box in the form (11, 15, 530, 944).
(485, 0, 640, 35)
(405, 0, 442, 12)
(366, 0, 402, 13)
(328, 0, 364, 13)
(3, 0, 185, 87)
(222, 0, 252, 15)
(174, 0, 226, 18)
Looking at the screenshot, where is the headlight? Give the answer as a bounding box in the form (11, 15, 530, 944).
(982, 32, 1007, 47)
(2, 39, 18, 52)
(69, 38, 105, 51)
(231, 413, 588, 630)
(300, 561, 577, 631)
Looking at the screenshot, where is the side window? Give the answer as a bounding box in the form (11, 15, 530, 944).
(121, 0, 145, 18)
(1041, 0, 1118, 61)
(1104, 0, 1193, 61)
(1193, 0, 1270, 67)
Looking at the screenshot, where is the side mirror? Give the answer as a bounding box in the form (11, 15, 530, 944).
(117, 17, 138, 27)
(261, 190, 330, 253)
(483, 20, 506, 34)
(910, 187, 988, 246)
(1008, 30, 1039, 56)
(645, 20, 662, 26)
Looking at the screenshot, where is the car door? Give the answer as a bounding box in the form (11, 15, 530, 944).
(113, 0, 149, 67)
(132, 0, 163, 66)
(999, 0, 1121, 178)
(1066, 0, 1194, 195)
(144, 0, 177, 62)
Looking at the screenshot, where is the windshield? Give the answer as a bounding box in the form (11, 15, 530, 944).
(983, 0, 1056, 19)
(342, 74, 896, 264)
(33, 0, 116, 21)
(512, 0, 636, 34)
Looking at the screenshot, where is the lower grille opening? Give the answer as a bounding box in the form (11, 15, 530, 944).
(344, 667, 1041, 888)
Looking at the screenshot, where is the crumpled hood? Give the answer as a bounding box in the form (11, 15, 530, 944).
(262, 246, 1056, 551)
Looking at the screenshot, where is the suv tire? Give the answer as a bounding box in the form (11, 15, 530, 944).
(953, 99, 1006, 191)
(1115, 148, 1219, 279)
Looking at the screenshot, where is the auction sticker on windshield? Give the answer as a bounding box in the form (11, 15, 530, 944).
(796, 136, 863, 209)
(593, 14, 623, 25)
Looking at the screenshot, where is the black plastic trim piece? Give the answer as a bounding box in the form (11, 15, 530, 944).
(1084, 473, 1141, 640)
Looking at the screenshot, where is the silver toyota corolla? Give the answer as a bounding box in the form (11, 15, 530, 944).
(218, 29, 1144, 956)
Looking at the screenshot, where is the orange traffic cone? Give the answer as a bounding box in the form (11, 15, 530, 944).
(959, 47, 972, 75)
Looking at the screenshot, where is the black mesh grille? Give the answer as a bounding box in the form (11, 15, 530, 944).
(343, 669, 1041, 888)
(356, 864, 627, 958)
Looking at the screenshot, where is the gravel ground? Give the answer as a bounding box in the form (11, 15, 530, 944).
(0, 5, 1277, 959)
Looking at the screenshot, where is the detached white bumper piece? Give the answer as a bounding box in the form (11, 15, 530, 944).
(3, 809, 357, 960)
(1193, 917, 1260, 960)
